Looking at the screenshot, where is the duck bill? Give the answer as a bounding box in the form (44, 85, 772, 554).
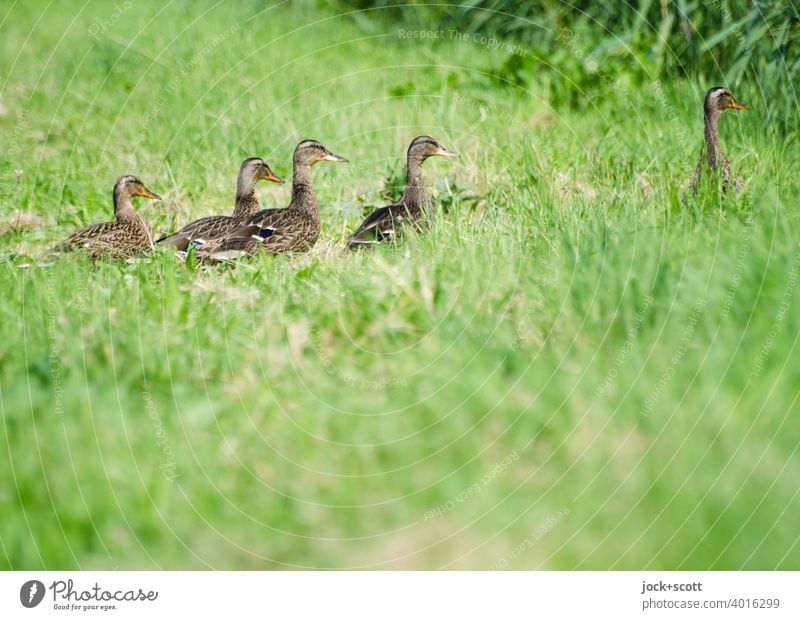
(730, 100, 748, 111)
(139, 187, 162, 200)
(433, 146, 459, 158)
(322, 151, 348, 163)
(266, 171, 285, 184)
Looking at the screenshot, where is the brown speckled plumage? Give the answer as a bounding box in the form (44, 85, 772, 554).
(156, 158, 283, 251)
(52, 175, 161, 259)
(197, 140, 347, 262)
(691, 87, 748, 193)
(347, 136, 457, 249)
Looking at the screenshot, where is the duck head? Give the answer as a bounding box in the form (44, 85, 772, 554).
(704, 87, 748, 117)
(239, 157, 285, 185)
(293, 139, 348, 167)
(114, 175, 162, 201)
(407, 135, 459, 164)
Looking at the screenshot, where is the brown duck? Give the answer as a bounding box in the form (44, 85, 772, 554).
(156, 157, 283, 251)
(197, 140, 347, 262)
(52, 175, 161, 259)
(691, 86, 748, 193)
(347, 135, 457, 249)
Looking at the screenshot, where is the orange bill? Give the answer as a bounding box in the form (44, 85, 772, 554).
(322, 151, 348, 163)
(139, 187, 162, 200)
(433, 145, 459, 158)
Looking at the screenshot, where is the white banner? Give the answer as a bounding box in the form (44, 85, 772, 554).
(1, 572, 797, 619)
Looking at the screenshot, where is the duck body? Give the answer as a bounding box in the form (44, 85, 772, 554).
(347, 200, 426, 246)
(52, 175, 161, 259)
(157, 158, 283, 251)
(347, 136, 457, 249)
(197, 140, 346, 262)
(691, 86, 748, 193)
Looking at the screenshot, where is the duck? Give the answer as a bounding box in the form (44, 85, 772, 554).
(156, 157, 284, 251)
(346, 135, 458, 249)
(196, 140, 347, 262)
(691, 86, 748, 193)
(52, 175, 161, 259)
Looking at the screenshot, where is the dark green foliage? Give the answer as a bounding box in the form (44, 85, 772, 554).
(333, 0, 799, 130)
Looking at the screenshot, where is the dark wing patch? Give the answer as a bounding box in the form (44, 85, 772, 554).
(252, 227, 275, 240)
(225, 223, 275, 241)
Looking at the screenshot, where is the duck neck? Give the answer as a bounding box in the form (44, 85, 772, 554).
(290, 163, 318, 213)
(704, 107, 722, 170)
(402, 156, 429, 210)
(234, 171, 260, 218)
(113, 189, 137, 223)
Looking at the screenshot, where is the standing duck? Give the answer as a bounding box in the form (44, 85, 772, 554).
(691, 86, 748, 193)
(156, 157, 284, 251)
(346, 135, 458, 249)
(52, 175, 161, 259)
(197, 140, 347, 262)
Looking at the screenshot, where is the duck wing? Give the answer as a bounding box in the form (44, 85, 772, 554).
(196, 208, 306, 262)
(157, 214, 234, 251)
(53, 222, 149, 259)
(347, 203, 414, 248)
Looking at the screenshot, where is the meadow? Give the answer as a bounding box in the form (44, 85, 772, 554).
(1, 0, 798, 569)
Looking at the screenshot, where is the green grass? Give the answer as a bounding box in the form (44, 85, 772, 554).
(1, 1, 799, 569)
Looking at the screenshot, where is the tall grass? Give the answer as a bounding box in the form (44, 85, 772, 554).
(333, 0, 799, 131)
